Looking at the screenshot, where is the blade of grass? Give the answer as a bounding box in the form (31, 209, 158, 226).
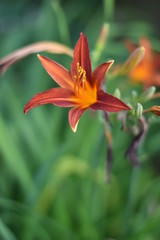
(0, 115, 34, 192)
(0, 219, 17, 240)
(52, 1, 71, 46)
(103, 0, 115, 22)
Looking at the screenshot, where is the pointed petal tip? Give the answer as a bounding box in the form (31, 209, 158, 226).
(24, 108, 27, 115)
(79, 32, 88, 41)
(24, 105, 30, 115)
(109, 59, 114, 64)
(107, 60, 114, 68)
(69, 107, 87, 133)
(127, 105, 132, 111)
(37, 54, 45, 63)
(91, 90, 131, 112)
(120, 101, 131, 111)
(123, 102, 132, 111)
(37, 54, 49, 62)
(71, 124, 78, 133)
(37, 54, 43, 61)
(80, 32, 85, 36)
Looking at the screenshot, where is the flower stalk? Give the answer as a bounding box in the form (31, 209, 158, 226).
(126, 117, 147, 166)
(104, 112, 113, 182)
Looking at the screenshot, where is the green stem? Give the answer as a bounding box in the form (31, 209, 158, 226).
(143, 108, 152, 114)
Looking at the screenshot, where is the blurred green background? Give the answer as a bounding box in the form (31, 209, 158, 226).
(0, 0, 160, 239)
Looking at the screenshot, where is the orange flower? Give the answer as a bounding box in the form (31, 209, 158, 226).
(126, 38, 160, 87)
(24, 33, 130, 132)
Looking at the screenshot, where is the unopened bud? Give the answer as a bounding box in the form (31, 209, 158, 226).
(114, 88, 121, 99)
(120, 46, 145, 75)
(135, 103, 143, 119)
(141, 86, 156, 101)
(150, 106, 160, 116)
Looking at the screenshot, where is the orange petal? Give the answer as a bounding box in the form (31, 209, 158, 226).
(24, 88, 78, 114)
(90, 90, 130, 112)
(69, 106, 87, 132)
(0, 41, 73, 75)
(38, 55, 74, 89)
(71, 33, 91, 82)
(91, 61, 114, 88)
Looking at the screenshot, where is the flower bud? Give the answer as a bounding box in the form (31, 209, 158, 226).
(150, 106, 160, 116)
(135, 103, 143, 119)
(119, 46, 145, 75)
(114, 88, 121, 99)
(141, 86, 156, 101)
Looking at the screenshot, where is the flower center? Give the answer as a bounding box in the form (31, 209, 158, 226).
(74, 63, 97, 107)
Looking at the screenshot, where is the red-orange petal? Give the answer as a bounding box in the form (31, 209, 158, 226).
(24, 88, 78, 114)
(71, 33, 91, 82)
(38, 55, 74, 89)
(90, 90, 130, 112)
(91, 61, 114, 88)
(69, 106, 87, 132)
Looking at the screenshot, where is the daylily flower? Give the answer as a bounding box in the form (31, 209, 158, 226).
(125, 38, 160, 87)
(24, 33, 130, 132)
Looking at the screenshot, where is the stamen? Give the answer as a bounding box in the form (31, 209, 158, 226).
(82, 70, 86, 91)
(74, 75, 77, 92)
(77, 63, 80, 93)
(74, 63, 87, 94)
